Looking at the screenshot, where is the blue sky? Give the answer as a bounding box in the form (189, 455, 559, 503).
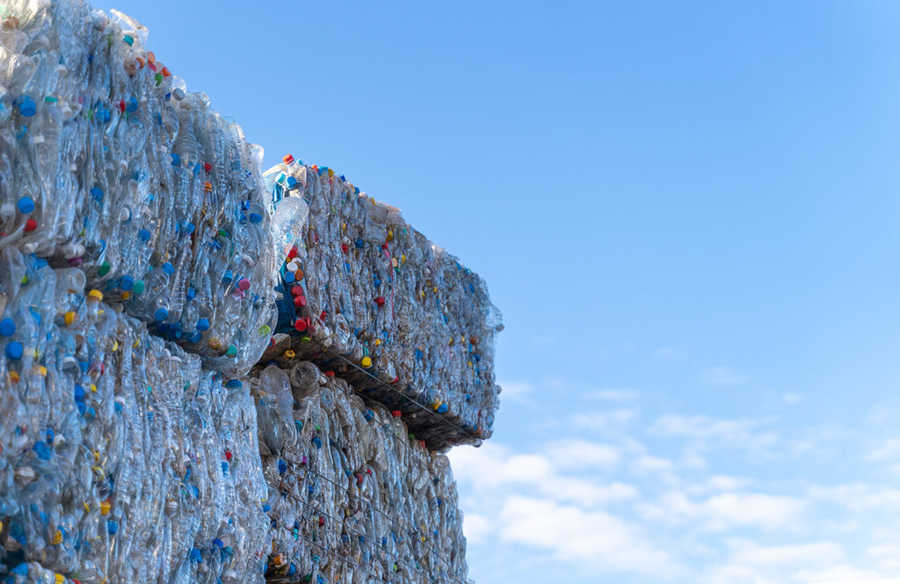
(99, 1, 900, 582)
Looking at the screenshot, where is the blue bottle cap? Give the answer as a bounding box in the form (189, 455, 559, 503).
(90, 187, 103, 202)
(154, 307, 169, 322)
(107, 520, 118, 534)
(222, 270, 233, 283)
(224, 379, 242, 389)
(196, 318, 210, 332)
(286, 176, 297, 189)
(249, 212, 263, 224)
(19, 96, 36, 117)
(171, 153, 181, 167)
(162, 262, 174, 275)
(32, 441, 51, 460)
(120, 275, 134, 291)
(283, 271, 295, 283)
(16, 196, 34, 214)
(213, 538, 224, 548)
(126, 97, 138, 113)
(74, 384, 87, 402)
(138, 229, 151, 242)
(0, 318, 15, 337)
(186, 287, 196, 300)
(183, 222, 195, 234)
(5, 341, 23, 360)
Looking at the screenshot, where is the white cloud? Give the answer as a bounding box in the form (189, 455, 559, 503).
(795, 565, 900, 584)
(499, 380, 533, 399)
(499, 496, 677, 576)
(650, 414, 778, 452)
(701, 366, 748, 386)
(809, 484, 900, 512)
(638, 491, 806, 531)
(461, 512, 492, 544)
(632, 454, 674, 474)
(866, 439, 900, 462)
(545, 439, 621, 469)
(449, 442, 637, 507)
(572, 409, 638, 429)
(585, 388, 640, 402)
(783, 392, 803, 405)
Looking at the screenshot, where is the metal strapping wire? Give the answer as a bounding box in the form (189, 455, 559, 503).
(332, 354, 476, 443)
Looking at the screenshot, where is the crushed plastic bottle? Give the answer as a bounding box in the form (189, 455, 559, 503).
(0, 0, 278, 374)
(261, 160, 504, 449)
(254, 360, 470, 584)
(0, 248, 268, 584)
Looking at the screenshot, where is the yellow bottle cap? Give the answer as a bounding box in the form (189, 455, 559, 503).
(361, 356, 372, 368)
(52, 529, 62, 545)
(283, 350, 296, 359)
(88, 289, 103, 302)
(100, 500, 111, 515)
(64, 311, 76, 326)
(121, 291, 131, 300)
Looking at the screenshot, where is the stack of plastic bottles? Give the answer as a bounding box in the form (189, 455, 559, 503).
(252, 362, 469, 584)
(263, 161, 503, 449)
(0, 248, 269, 583)
(0, 1, 500, 582)
(0, 0, 278, 374)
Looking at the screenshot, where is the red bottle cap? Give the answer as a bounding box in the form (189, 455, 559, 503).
(294, 318, 308, 332)
(374, 296, 385, 307)
(24, 218, 37, 232)
(391, 410, 402, 418)
(204, 162, 212, 173)
(283, 154, 295, 165)
(291, 285, 304, 297)
(287, 245, 298, 259)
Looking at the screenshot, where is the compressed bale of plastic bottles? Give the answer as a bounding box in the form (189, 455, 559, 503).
(0, 248, 269, 584)
(262, 159, 503, 449)
(0, 1, 278, 373)
(252, 361, 470, 584)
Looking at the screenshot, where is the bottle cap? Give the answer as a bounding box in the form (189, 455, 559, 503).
(64, 311, 76, 326)
(238, 278, 250, 291)
(133, 280, 145, 295)
(294, 318, 307, 332)
(283, 154, 295, 165)
(162, 262, 174, 275)
(374, 296, 385, 307)
(186, 287, 196, 300)
(249, 212, 263, 224)
(226, 345, 237, 357)
(19, 96, 36, 117)
(90, 187, 103, 202)
(24, 218, 37, 232)
(120, 275, 134, 291)
(98, 262, 111, 276)
(196, 318, 210, 332)
(88, 289, 103, 302)
(361, 356, 373, 368)
(0, 318, 15, 337)
(16, 196, 34, 214)
(154, 307, 168, 322)
(5, 341, 23, 360)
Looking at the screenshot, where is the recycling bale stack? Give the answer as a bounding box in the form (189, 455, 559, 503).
(0, 0, 279, 374)
(252, 362, 469, 584)
(0, 248, 269, 584)
(262, 160, 503, 450)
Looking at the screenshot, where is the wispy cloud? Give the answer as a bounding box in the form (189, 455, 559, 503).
(585, 388, 640, 402)
(572, 409, 638, 430)
(701, 366, 749, 386)
(499, 380, 533, 400)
